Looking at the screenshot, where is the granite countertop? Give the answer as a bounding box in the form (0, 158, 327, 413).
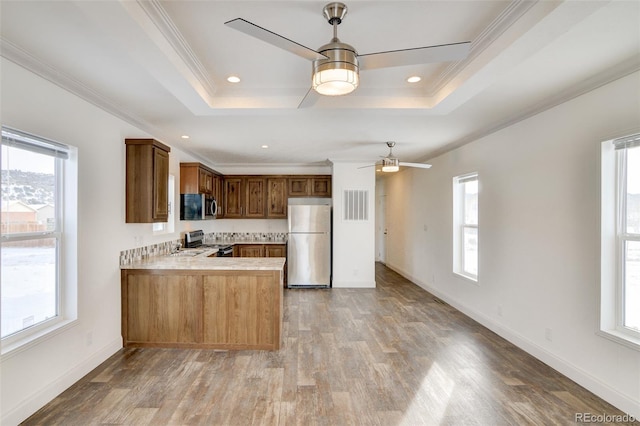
(121, 249, 286, 271)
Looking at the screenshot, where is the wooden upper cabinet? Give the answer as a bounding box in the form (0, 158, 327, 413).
(287, 175, 331, 198)
(245, 177, 266, 218)
(288, 177, 309, 197)
(180, 163, 215, 196)
(199, 168, 213, 194)
(125, 139, 170, 223)
(153, 148, 170, 220)
(213, 174, 224, 218)
(267, 178, 287, 218)
(311, 176, 331, 197)
(224, 177, 243, 218)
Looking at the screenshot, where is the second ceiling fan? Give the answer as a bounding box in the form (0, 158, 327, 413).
(225, 2, 471, 105)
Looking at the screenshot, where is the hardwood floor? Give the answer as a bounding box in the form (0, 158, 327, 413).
(23, 263, 635, 425)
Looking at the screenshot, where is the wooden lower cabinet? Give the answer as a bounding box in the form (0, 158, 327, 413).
(235, 244, 286, 258)
(203, 273, 279, 347)
(235, 244, 264, 257)
(235, 244, 287, 286)
(124, 273, 201, 344)
(265, 245, 286, 257)
(121, 269, 283, 350)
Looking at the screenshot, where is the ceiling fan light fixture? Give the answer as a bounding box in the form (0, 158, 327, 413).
(312, 40, 359, 96)
(381, 157, 399, 173)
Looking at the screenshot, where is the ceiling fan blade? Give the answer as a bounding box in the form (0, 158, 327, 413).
(399, 162, 432, 169)
(357, 164, 378, 169)
(225, 18, 327, 61)
(298, 87, 320, 108)
(358, 41, 470, 71)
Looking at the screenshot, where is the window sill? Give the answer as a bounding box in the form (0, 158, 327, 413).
(0, 319, 78, 360)
(453, 271, 479, 285)
(597, 329, 640, 352)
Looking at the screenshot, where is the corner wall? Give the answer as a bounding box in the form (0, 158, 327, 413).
(381, 71, 640, 417)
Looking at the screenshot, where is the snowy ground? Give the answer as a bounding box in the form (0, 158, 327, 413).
(1, 246, 56, 337)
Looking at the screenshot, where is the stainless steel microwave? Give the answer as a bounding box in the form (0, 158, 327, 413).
(180, 194, 217, 220)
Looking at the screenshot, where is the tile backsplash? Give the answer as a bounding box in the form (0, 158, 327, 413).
(119, 239, 181, 266)
(119, 232, 287, 266)
(204, 232, 287, 243)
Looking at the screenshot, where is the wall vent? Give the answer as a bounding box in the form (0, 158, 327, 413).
(343, 189, 369, 221)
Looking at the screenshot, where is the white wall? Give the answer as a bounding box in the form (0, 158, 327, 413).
(381, 71, 640, 417)
(331, 162, 376, 288)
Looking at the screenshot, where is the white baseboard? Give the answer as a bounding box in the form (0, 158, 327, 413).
(332, 280, 376, 288)
(385, 262, 640, 419)
(2, 338, 122, 426)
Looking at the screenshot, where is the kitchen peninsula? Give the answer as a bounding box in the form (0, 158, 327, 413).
(120, 252, 285, 351)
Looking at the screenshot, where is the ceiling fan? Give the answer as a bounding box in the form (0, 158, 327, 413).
(362, 142, 432, 173)
(225, 2, 470, 106)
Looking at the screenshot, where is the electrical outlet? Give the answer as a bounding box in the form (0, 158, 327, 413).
(545, 328, 552, 342)
(497, 305, 503, 317)
(423, 224, 428, 232)
(86, 331, 93, 346)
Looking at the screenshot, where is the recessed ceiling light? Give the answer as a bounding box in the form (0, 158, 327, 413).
(181, 135, 190, 139)
(227, 75, 241, 83)
(261, 145, 269, 149)
(407, 76, 421, 83)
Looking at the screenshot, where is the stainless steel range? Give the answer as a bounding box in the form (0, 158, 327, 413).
(184, 230, 234, 257)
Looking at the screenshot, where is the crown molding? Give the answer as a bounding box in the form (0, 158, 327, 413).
(0, 37, 160, 137)
(428, 0, 538, 97)
(136, 0, 217, 101)
(423, 57, 640, 161)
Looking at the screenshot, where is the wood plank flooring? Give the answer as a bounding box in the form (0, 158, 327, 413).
(22, 263, 636, 425)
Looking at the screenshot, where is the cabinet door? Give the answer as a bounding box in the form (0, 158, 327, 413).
(213, 174, 224, 218)
(202, 273, 279, 347)
(311, 177, 331, 197)
(205, 170, 213, 195)
(152, 147, 169, 221)
(236, 244, 265, 257)
(288, 177, 309, 197)
(265, 244, 286, 257)
(198, 168, 208, 193)
(267, 178, 287, 218)
(245, 177, 266, 218)
(124, 273, 201, 344)
(224, 178, 243, 218)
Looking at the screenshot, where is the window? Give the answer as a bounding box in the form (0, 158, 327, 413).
(453, 173, 478, 281)
(1, 127, 76, 345)
(153, 174, 175, 234)
(600, 134, 640, 350)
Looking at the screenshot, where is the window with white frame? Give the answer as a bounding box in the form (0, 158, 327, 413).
(601, 134, 640, 349)
(1, 127, 76, 342)
(453, 173, 479, 281)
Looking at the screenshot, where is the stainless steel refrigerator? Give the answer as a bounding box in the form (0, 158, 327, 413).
(287, 199, 331, 288)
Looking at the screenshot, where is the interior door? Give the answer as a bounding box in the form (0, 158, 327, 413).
(376, 193, 387, 264)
